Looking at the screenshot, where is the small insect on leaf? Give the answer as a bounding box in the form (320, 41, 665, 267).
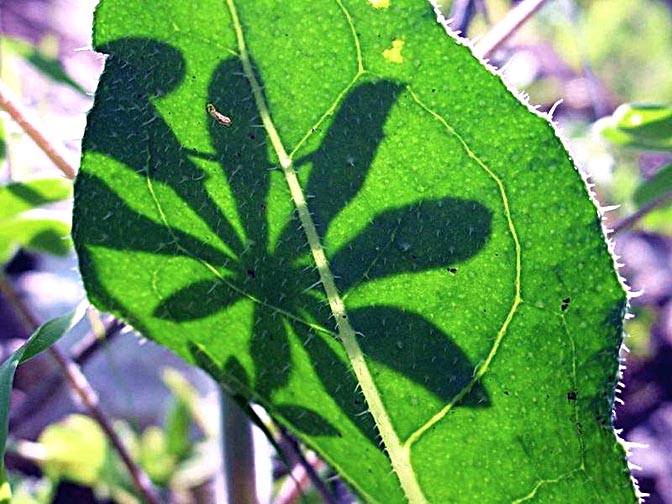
(207, 103, 232, 127)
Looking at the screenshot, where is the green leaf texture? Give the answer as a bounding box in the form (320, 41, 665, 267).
(73, 1, 635, 502)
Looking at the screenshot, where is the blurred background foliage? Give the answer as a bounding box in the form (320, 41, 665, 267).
(0, 0, 671, 502)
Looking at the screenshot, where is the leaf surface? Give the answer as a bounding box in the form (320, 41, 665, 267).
(73, 1, 635, 502)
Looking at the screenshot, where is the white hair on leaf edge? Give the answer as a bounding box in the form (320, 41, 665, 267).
(428, 0, 644, 500)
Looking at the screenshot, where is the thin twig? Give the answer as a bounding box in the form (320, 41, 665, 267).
(450, 0, 478, 35)
(275, 425, 335, 504)
(221, 390, 258, 504)
(0, 79, 76, 180)
(473, 0, 547, 59)
(561, 0, 611, 119)
(612, 192, 672, 236)
(275, 450, 328, 504)
(48, 345, 161, 504)
(10, 318, 125, 428)
(0, 276, 160, 504)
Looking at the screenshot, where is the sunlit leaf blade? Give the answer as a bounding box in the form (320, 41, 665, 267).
(0, 306, 85, 503)
(73, 1, 635, 501)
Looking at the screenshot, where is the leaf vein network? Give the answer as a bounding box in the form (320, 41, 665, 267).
(289, 0, 366, 159)
(142, 161, 336, 337)
(403, 87, 523, 449)
(225, 0, 428, 501)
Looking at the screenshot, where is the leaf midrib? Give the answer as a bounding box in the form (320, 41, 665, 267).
(225, 0, 428, 502)
(221, 1, 526, 502)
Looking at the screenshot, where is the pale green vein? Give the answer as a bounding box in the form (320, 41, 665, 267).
(337, 0, 364, 74)
(288, 0, 365, 159)
(405, 87, 523, 449)
(169, 30, 239, 58)
(342, 222, 400, 301)
(289, 73, 362, 160)
(511, 468, 580, 503)
(225, 0, 428, 502)
(561, 314, 586, 467)
(143, 170, 336, 338)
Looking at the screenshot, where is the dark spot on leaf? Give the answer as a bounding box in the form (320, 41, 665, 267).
(247, 133, 256, 140)
(503, 390, 510, 396)
(246, 269, 256, 279)
(567, 390, 577, 401)
(561, 297, 571, 311)
(448, 267, 457, 274)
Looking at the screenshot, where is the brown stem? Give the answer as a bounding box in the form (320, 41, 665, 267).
(10, 318, 124, 429)
(0, 80, 76, 180)
(612, 192, 672, 235)
(275, 425, 335, 504)
(221, 390, 258, 504)
(0, 276, 160, 504)
(473, 0, 547, 59)
(274, 448, 328, 504)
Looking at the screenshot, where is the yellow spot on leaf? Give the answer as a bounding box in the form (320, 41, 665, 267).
(383, 39, 404, 64)
(368, 0, 390, 8)
(0, 476, 11, 504)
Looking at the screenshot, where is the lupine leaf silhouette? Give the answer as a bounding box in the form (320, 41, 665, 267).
(73, 1, 635, 502)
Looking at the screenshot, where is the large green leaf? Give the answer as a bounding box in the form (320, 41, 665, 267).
(72, 1, 635, 502)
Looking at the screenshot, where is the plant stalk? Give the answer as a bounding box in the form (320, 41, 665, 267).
(612, 192, 672, 235)
(220, 389, 258, 504)
(0, 79, 76, 180)
(0, 275, 160, 504)
(473, 0, 547, 58)
(275, 425, 335, 504)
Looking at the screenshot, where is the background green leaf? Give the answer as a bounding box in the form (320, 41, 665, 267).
(0, 36, 87, 95)
(599, 103, 672, 151)
(0, 305, 85, 504)
(0, 179, 72, 263)
(633, 163, 672, 208)
(73, 1, 635, 501)
(0, 179, 72, 219)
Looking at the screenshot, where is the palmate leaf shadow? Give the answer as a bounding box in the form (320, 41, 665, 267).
(75, 37, 493, 448)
